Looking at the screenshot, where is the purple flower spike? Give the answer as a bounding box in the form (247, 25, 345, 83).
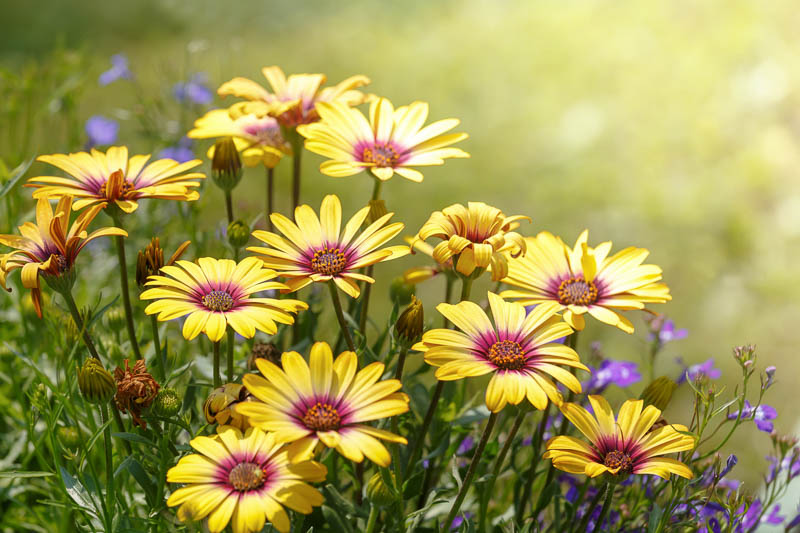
(677, 358, 721, 383)
(99, 54, 132, 86)
(85, 115, 119, 147)
(173, 72, 213, 105)
(584, 359, 641, 391)
(728, 401, 777, 433)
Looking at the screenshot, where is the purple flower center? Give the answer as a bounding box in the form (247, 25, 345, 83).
(303, 402, 341, 431)
(311, 248, 347, 276)
(202, 290, 234, 312)
(604, 450, 633, 473)
(228, 462, 265, 491)
(362, 142, 399, 168)
(488, 340, 526, 370)
(557, 277, 598, 306)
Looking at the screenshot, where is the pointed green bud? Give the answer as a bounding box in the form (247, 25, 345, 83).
(77, 358, 115, 404)
(639, 376, 677, 411)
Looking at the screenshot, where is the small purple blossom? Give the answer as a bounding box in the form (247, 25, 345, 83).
(450, 511, 474, 530)
(457, 436, 475, 455)
(85, 115, 119, 147)
(99, 54, 132, 86)
(766, 451, 800, 483)
(677, 358, 721, 383)
(728, 401, 777, 433)
(718, 454, 737, 480)
(158, 137, 195, 163)
(740, 500, 784, 530)
(173, 73, 213, 105)
(584, 359, 641, 391)
(650, 319, 688, 344)
(763, 365, 776, 390)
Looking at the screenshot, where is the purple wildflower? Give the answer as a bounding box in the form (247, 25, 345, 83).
(677, 358, 721, 383)
(728, 401, 777, 433)
(457, 436, 475, 455)
(158, 137, 195, 163)
(766, 451, 800, 483)
(450, 511, 474, 530)
(584, 359, 641, 391)
(650, 319, 688, 344)
(99, 54, 132, 86)
(718, 454, 737, 480)
(740, 500, 784, 530)
(85, 115, 119, 147)
(173, 73, 213, 105)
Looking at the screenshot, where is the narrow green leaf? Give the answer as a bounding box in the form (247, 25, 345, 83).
(0, 470, 54, 479)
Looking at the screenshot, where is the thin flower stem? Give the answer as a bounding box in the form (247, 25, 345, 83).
(100, 403, 115, 524)
(114, 233, 142, 359)
(595, 483, 615, 532)
(443, 276, 454, 328)
(111, 395, 133, 455)
(459, 275, 474, 302)
(266, 167, 274, 231)
(224, 189, 234, 224)
(394, 345, 410, 381)
(150, 315, 167, 381)
(61, 288, 99, 360)
(572, 482, 608, 533)
(404, 380, 445, 481)
(291, 139, 302, 211)
(391, 345, 411, 485)
(516, 404, 551, 522)
(364, 505, 379, 533)
(479, 409, 526, 530)
(355, 462, 364, 506)
(226, 329, 235, 382)
(442, 412, 499, 531)
(328, 282, 355, 352)
(356, 178, 383, 339)
(212, 341, 221, 387)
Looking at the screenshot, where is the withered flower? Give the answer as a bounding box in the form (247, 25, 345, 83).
(135, 237, 191, 288)
(203, 383, 254, 429)
(248, 341, 282, 370)
(114, 359, 160, 428)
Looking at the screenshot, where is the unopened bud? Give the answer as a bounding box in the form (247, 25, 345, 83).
(227, 220, 250, 248)
(389, 277, 415, 306)
(77, 358, 116, 404)
(395, 296, 424, 345)
(153, 387, 181, 417)
(367, 199, 388, 224)
(136, 237, 191, 287)
(57, 427, 81, 450)
(639, 376, 678, 411)
(211, 137, 243, 191)
(104, 308, 126, 332)
(366, 471, 397, 508)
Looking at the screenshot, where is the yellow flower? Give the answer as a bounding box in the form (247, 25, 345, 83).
(140, 256, 307, 342)
(413, 293, 586, 413)
(188, 104, 288, 169)
(411, 202, 528, 281)
(0, 196, 126, 317)
(218, 66, 370, 128)
(204, 383, 254, 430)
(402, 237, 451, 285)
(236, 342, 409, 466)
(166, 425, 326, 533)
(543, 396, 695, 480)
(248, 194, 407, 298)
(297, 97, 469, 182)
(500, 230, 671, 334)
(26, 146, 205, 214)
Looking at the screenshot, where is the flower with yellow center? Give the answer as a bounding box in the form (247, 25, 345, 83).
(296, 97, 469, 182)
(543, 396, 695, 480)
(166, 425, 326, 533)
(413, 293, 586, 413)
(248, 194, 407, 298)
(500, 230, 671, 334)
(26, 146, 205, 214)
(140, 256, 307, 342)
(188, 104, 289, 169)
(411, 202, 528, 281)
(218, 66, 370, 128)
(0, 196, 126, 317)
(236, 342, 409, 466)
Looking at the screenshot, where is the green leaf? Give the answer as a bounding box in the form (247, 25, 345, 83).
(0, 158, 33, 200)
(59, 467, 99, 518)
(0, 470, 54, 479)
(112, 432, 155, 447)
(115, 456, 157, 506)
(321, 505, 353, 533)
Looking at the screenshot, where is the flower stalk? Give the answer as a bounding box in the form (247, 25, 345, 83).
(329, 281, 356, 352)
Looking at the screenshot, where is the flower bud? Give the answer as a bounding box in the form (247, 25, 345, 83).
(42, 256, 77, 294)
(136, 237, 191, 288)
(762, 365, 776, 390)
(204, 383, 252, 429)
(57, 426, 81, 450)
(30, 382, 48, 412)
(395, 296, 424, 345)
(639, 376, 678, 411)
(227, 220, 250, 248)
(248, 342, 281, 370)
(389, 276, 415, 306)
(211, 137, 243, 191)
(366, 471, 397, 508)
(78, 358, 116, 404)
(104, 308, 126, 332)
(153, 387, 181, 417)
(367, 199, 388, 224)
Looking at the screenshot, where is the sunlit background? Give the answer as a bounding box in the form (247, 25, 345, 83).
(3, 0, 800, 522)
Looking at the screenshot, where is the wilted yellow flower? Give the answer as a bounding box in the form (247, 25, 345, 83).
(297, 98, 469, 182)
(204, 383, 253, 430)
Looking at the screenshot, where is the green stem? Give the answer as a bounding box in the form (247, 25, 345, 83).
(516, 404, 551, 522)
(291, 139, 302, 211)
(442, 412, 499, 532)
(224, 189, 234, 224)
(100, 404, 115, 525)
(364, 505, 379, 533)
(394, 345, 410, 381)
(391, 346, 410, 485)
(370, 177, 383, 201)
(459, 275, 474, 302)
(150, 315, 167, 381)
(443, 276, 454, 328)
(480, 409, 526, 530)
(226, 329, 235, 382)
(113, 233, 141, 359)
(595, 483, 615, 533)
(329, 282, 356, 352)
(212, 341, 221, 387)
(572, 483, 608, 533)
(111, 400, 133, 455)
(404, 381, 445, 480)
(61, 288, 99, 360)
(266, 167, 274, 232)
(356, 178, 383, 339)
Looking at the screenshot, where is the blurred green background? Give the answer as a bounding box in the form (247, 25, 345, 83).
(3, 0, 800, 513)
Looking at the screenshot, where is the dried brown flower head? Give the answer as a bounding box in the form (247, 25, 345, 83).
(248, 342, 281, 370)
(114, 359, 160, 428)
